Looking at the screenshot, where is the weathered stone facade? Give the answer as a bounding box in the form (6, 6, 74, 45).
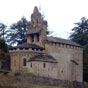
(9, 6, 83, 85)
(45, 40, 83, 82)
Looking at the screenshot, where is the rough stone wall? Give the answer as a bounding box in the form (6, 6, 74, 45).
(10, 49, 43, 73)
(27, 6, 47, 48)
(45, 42, 83, 82)
(27, 61, 58, 79)
(9, 42, 83, 83)
(15, 75, 83, 88)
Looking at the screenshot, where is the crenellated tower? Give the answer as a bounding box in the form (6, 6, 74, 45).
(27, 6, 48, 47)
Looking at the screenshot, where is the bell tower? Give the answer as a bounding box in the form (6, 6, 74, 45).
(27, 6, 48, 47)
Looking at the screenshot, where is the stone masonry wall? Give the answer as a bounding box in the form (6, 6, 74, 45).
(45, 42, 83, 82)
(15, 75, 83, 88)
(27, 61, 58, 79)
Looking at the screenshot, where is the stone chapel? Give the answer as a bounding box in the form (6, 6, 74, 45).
(9, 6, 83, 83)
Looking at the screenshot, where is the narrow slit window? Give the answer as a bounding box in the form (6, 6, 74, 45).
(14, 60, 16, 67)
(32, 35, 34, 42)
(37, 34, 39, 42)
(23, 58, 26, 66)
(43, 63, 46, 68)
(30, 63, 32, 68)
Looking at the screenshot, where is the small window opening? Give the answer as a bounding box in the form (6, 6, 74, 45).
(23, 58, 26, 66)
(40, 49, 43, 51)
(37, 34, 39, 42)
(32, 48, 34, 50)
(30, 63, 32, 68)
(61, 70, 63, 73)
(31, 35, 34, 42)
(14, 60, 16, 67)
(43, 63, 46, 68)
(25, 48, 29, 50)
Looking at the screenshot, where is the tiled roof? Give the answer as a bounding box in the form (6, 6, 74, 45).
(47, 36, 81, 47)
(28, 54, 57, 63)
(9, 43, 44, 50)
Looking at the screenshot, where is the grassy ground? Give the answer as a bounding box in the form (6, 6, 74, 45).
(1, 73, 87, 88)
(0, 74, 64, 88)
(12, 82, 64, 88)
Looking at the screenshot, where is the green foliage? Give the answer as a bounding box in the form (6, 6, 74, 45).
(84, 44, 88, 54)
(70, 17, 88, 46)
(6, 17, 29, 45)
(69, 17, 88, 82)
(0, 39, 8, 53)
(0, 23, 7, 40)
(83, 44, 88, 82)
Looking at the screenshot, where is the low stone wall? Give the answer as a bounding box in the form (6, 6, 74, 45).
(15, 75, 83, 88)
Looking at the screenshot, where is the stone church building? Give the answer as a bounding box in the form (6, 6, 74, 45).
(9, 7, 83, 83)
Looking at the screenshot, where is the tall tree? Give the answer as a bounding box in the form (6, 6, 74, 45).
(0, 39, 10, 71)
(6, 17, 29, 45)
(69, 17, 88, 46)
(83, 44, 88, 82)
(0, 39, 8, 53)
(0, 23, 7, 40)
(69, 17, 88, 82)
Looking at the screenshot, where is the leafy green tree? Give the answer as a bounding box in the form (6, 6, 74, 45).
(0, 39, 10, 71)
(70, 17, 88, 46)
(6, 17, 29, 45)
(69, 17, 88, 82)
(0, 23, 7, 40)
(0, 39, 8, 53)
(83, 45, 88, 82)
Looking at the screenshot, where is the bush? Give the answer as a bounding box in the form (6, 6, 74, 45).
(0, 39, 8, 53)
(14, 72, 21, 76)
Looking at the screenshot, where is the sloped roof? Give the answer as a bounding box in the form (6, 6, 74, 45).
(47, 36, 81, 47)
(28, 54, 57, 63)
(9, 43, 44, 50)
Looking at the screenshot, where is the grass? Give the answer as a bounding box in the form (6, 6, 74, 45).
(13, 82, 64, 88)
(0, 74, 65, 88)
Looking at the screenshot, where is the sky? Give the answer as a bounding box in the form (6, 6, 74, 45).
(0, 0, 88, 39)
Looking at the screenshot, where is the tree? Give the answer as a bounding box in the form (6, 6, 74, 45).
(69, 17, 88, 82)
(0, 39, 10, 71)
(69, 17, 88, 46)
(83, 45, 88, 82)
(0, 23, 8, 50)
(0, 39, 8, 53)
(6, 17, 29, 45)
(0, 23, 7, 40)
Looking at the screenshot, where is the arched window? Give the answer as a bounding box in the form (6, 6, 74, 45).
(23, 58, 26, 66)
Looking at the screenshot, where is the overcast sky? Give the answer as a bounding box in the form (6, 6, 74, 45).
(0, 0, 88, 39)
